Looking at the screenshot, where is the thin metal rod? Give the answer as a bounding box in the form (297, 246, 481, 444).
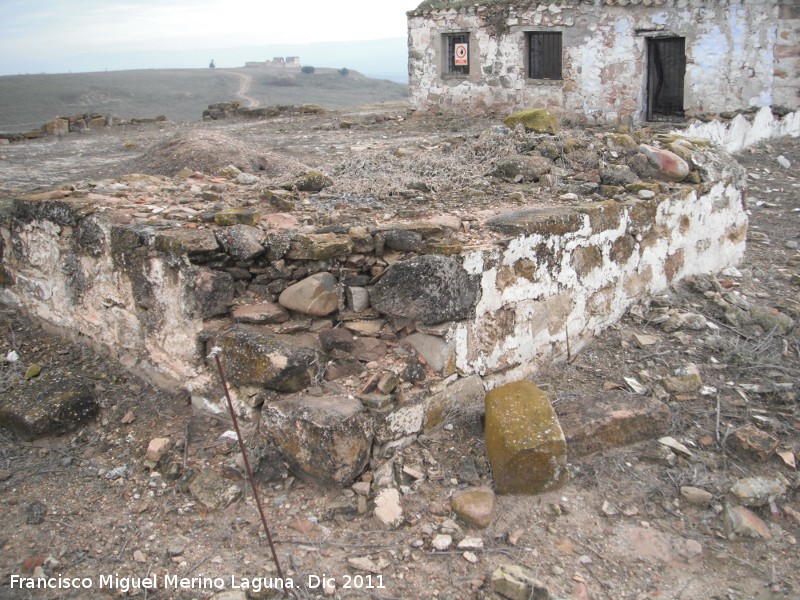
(210, 350, 286, 586)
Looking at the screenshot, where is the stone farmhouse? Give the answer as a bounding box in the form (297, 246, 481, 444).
(407, 0, 800, 125)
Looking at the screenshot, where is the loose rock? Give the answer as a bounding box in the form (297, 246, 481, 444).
(491, 564, 550, 600)
(725, 505, 772, 540)
(729, 477, 787, 507)
(451, 487, 495, 529)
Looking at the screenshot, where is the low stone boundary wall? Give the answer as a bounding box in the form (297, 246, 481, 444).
(677, 107, 800, 153)
(0, 113, 168, 143)
(0, 123, 750, 482)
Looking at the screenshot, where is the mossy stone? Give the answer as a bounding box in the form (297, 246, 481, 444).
(214, 208, 260, 227)
(625, 182, 662, 194)
(484, 380, 568, 495)
(503, 109, 559, 134)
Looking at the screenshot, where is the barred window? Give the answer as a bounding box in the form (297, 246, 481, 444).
(445, 33, 470, 75)
(528, 32, 562, 80)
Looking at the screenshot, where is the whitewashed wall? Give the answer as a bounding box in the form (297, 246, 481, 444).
(408, 0, 798, 124)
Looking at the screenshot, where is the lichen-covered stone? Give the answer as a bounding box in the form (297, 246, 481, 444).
(493, 156, 553, 182)
(291, 171, 333, 192)
(184, 267, 234, 319)
(261, 394, 373, 485)
(382, 229, 423, 251)
(625, 181, 662, 194)
(0, 376, 97, 440)
(278, 272, 340, 316)
(348, 226, 375, 253)
(729, 477, 787, 507)
(576, 200, 624, 232)
(484, 381, 568, 495)
(219, 326, 324, 392)
(262, 189, 296, 211)
(486, 207, 583, 236)
(214, 208, 260, 227)
(215, 224, 265, 261)
(286, 233, 352, 260)
(370, 255, 480, 325)
(421, 240, 464, 255)
(748, 306, 794, 334)
(13, 195, 92, 227)
(503, 109, 559, 134)
(154, 229, 219, 256)
(600, 163, 640, 186)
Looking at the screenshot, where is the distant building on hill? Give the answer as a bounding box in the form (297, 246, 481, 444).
(245, 57, 301, 68)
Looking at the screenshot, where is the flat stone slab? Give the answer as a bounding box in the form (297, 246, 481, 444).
(555, 391, 671, 458)
(485, 207, 584, 236)
(0, 375, 98, 440)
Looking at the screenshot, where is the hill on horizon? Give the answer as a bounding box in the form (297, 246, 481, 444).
(0, 66, 408, 132)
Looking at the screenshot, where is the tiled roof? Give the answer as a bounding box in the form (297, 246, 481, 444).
(411, 0, 676, 14)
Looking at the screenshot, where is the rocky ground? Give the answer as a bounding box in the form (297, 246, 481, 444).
(0, 106, 799, 600)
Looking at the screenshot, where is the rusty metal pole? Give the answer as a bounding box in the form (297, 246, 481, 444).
(207, 347, 286, 586)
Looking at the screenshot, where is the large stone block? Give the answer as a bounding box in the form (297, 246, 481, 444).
(0, 376, 97, 440)
(370, 255, 480, 325)
(261, 394, 373, 485)
(484, 381, 568, 495)
(218, 326, 324, 392)
(555, 391, 671, 458)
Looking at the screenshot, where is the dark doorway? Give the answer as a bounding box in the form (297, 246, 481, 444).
(646, 37, 686, 122)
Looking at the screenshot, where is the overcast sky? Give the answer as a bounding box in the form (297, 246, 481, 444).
(0, 0, 416, 75)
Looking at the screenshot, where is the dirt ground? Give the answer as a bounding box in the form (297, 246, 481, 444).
(0, 106, 799, 600)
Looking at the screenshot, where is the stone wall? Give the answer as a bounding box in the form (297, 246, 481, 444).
(0, 140, 747, 433)
(407, 0, 799, 124)
(0, 113, 167, 143)
(677, 107, 800, 153)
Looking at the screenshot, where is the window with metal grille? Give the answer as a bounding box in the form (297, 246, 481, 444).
(528, 32, 562, 80)
(445, 33, 470, 75)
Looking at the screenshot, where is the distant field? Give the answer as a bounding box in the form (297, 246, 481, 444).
(0, 66, 408, 132)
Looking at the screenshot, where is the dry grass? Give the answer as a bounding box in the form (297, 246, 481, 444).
(327, 126, 587, 200)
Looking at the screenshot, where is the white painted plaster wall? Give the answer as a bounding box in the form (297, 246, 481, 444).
(408, 0, 795, 124)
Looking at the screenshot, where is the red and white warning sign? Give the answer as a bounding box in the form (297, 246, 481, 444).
(454, 43, 468, 66)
